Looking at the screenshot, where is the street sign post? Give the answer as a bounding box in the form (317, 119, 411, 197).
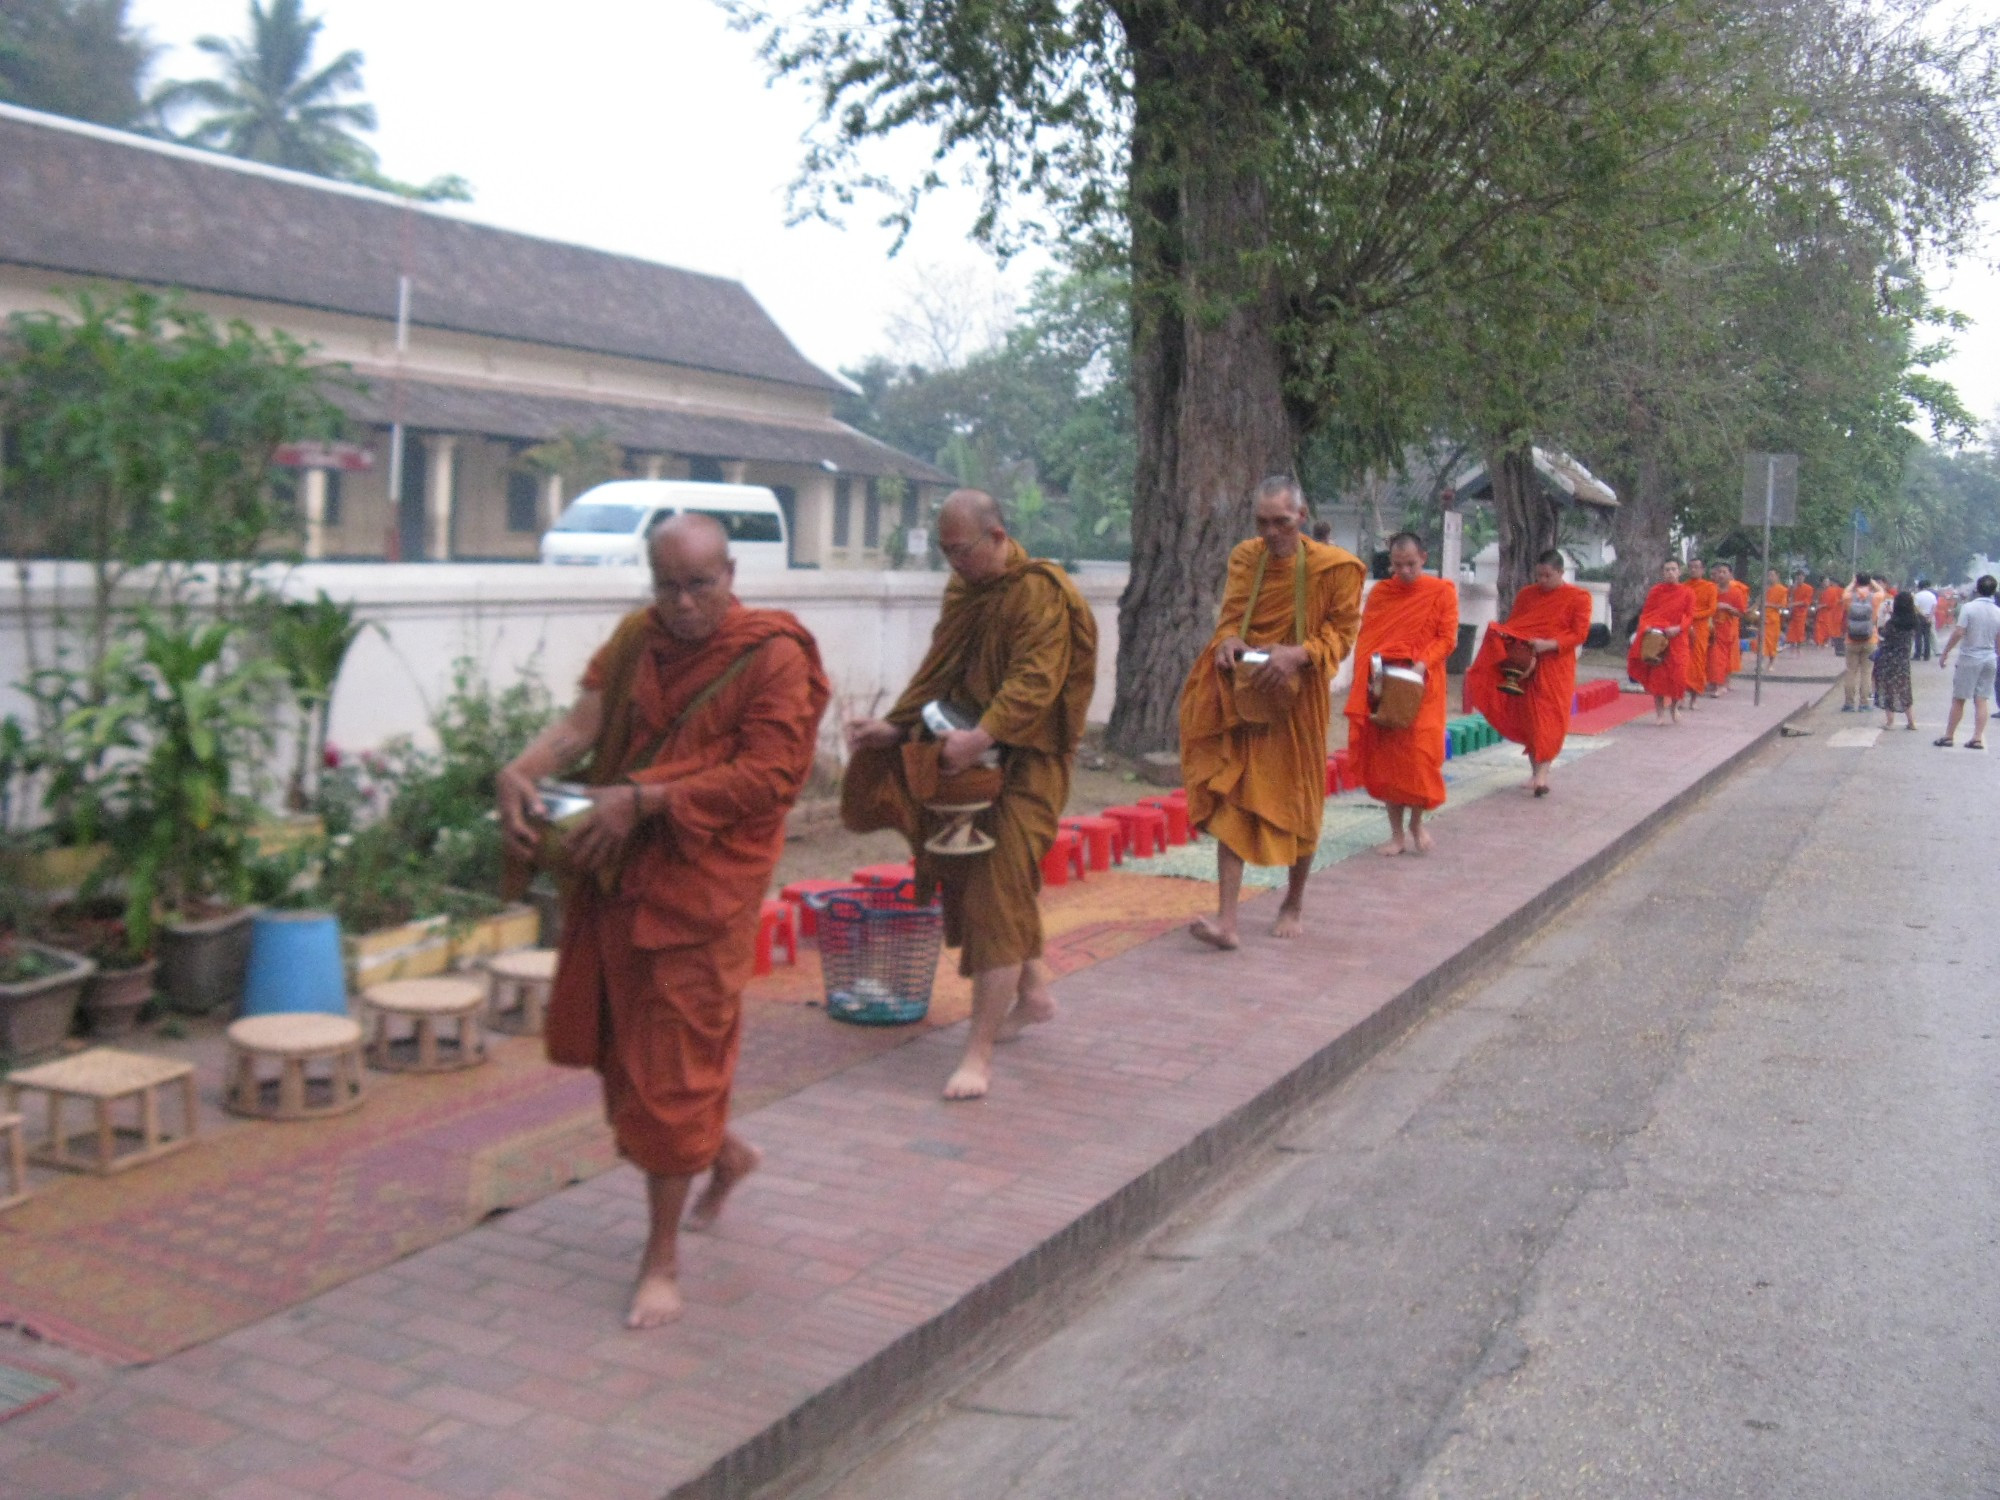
(1743, 453, 1799, 706)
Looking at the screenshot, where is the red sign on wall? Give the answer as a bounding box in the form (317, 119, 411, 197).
(273, 441, 376, 472)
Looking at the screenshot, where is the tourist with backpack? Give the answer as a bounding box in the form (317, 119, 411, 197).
(1840, 573, 1882, 712)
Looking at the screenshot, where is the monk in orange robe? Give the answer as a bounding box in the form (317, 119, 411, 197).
(500, 515, 830, 1329)
(843, 490, 1098, 1101)
(1181, 477, 1365, 947)
(1816, 576, 1844, 647)
(1786, 570, 1813, 650)
(1709, 563, 1748, 692)
(1760, 570, 1786, 661)
(1628, 557, 1694, 723)
(1464, 548, 1592, 796)
(1344, 531, 1459, 855)
(1682, 557, 1718, 707)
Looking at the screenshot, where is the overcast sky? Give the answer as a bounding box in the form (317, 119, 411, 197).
(129, 0, 2000, 426)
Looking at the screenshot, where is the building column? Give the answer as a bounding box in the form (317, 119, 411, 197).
(639, 454, 666, 480)
(301, 467, 329, 560)
(425, 435, 458, 561)
(541, 473, 565, 530)
(794, 471, 836, 568)
(720, 460, 748, 486)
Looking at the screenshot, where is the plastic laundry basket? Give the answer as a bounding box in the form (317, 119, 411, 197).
(804, 880, 944, 1025)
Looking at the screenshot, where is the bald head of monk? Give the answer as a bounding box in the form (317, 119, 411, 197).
(1533, 548, 1566, 589)
(648, 513, 735, 643)
(1714, 563, 1733, 585)
(1386, 531, 1426, 583)
(936, 489, 1012, 584)
(1252, 476, 1308, 559)
(1687, 557, 1706, 580)
(1661, 558, 1682, 583)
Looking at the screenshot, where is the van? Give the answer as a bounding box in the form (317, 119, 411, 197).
(538, 480, 789, 571)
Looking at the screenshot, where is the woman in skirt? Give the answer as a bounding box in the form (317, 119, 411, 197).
(1875, 588, 1919, 730)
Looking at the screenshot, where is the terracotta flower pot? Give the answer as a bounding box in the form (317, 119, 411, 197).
(83, 958, 157, 1039)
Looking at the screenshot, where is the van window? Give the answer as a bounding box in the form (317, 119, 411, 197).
(644, 508, 677, 535)
(692, 508, 783, 543)
(553, 502, 650, 534)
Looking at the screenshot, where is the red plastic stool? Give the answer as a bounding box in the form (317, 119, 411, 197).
(1040, 828, 1087, 886)
(1103, 804, 1169, 858)
(1323, 757, 1343, 796)
(753, 898, 798, 977)
(1137, 795, 1191, 846)
(1061, 814, 1123, 872)
(851, 862, 915, 887)
(780, 878, 850, 938)
(1332, 749, 1355, 792)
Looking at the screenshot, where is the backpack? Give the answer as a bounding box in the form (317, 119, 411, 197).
(1845, 594, 1875, 641)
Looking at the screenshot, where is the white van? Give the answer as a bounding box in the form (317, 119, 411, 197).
(538, 480, 789, 571)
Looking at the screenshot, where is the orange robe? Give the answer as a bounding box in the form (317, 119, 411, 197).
(1786, 582, 1813, 644)
(1628, 581, 1693, 696)
(1815, 584, 1844, 645)
(1180, 537, 1365, 866)
(547, 604, 830, 1178)
(1684, 578, 1718, 698)
(1343, 574, 1459, 811)
(1710, 581, 1750, 686)
(1463, 582, 1592, 764)
(1760, 583, 1786, 660)
(842, 540, 1098, 976)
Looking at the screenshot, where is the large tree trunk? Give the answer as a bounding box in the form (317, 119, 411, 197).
(1489, 443, 1559, 605)
(1609, 447, 1670, 638)
(1107, 24, 1295, 755)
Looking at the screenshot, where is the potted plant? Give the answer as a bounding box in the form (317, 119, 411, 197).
(40, 898, 155, 1039)
(83, 610, 284, 1015)
(0, 934, 94, 1063)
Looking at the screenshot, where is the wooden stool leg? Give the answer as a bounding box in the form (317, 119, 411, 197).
(5, 1121, 23, 1202)
(141, 1084, 161, 1154)
(343, 1045, 363, 1103)
(279, 1057, 306, 1118)
(94, 1096, 114, 1171)
(463, 1013, 483, 1062)
(181, 1072, 198, 1140)
(524, 981, 547, 1034)
(47, 1094, 65, 1168)
(417, 1017, 438, 1070)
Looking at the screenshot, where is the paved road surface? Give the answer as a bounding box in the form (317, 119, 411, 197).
(819, 676, 2000, 1500)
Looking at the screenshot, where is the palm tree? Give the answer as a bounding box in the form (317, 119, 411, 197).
(151, 0, 375, 179)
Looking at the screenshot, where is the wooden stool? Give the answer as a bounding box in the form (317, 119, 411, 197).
(1039, 827, 1087, 887)
(780, 879, 850, 938)
(754, 899, 798, 977)
(5, 1048, 197, 1175)
(1102, 804, 1169, 858)
(361, 977, 487, 1073)
(1060, 815, 1123, 872)
(225, 1014, 365, 1120)
(486, 948, 558, 1036)
(851, 862, 916, 888)
(0, 1113, 26, 1212)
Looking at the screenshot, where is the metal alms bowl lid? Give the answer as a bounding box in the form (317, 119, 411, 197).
(535, 780, 597, 822)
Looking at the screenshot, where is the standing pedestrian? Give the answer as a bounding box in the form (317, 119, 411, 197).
(1935, 574, 2000, 749)
(1913, 579, 1938, 661)
(1874, 590, 1919, 730)
(1839, 572, 1880, 712)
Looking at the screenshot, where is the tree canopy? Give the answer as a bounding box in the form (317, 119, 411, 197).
(0, 0, 153, 126)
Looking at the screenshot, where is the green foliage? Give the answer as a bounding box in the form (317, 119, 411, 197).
(513, 427, 626, 505)
(263, 590, 374, 809)
(0, 0, 153, 126)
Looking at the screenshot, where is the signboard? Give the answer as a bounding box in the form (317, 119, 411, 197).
(273, 441, 375, 472)
(1740, 452, 1798, 527)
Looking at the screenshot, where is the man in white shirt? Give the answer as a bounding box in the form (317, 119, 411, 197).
(1913, 579, 1938, 661)
(1936, 575, 2000, 748)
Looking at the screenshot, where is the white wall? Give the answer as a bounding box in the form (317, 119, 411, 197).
(0, 562, 1128, 763)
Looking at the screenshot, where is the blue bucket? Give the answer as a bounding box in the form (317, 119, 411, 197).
(239, 909, 349, 1017)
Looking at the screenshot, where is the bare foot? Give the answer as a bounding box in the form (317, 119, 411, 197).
(1189, 915, 1241, 950)
(1271, 907, 1304, 939)
(625, 1270, 684, 1330)
(685, 1138, 762, 1232)
(1411, 827, 1435, 854)
(943, 1062, 990, 1101)
(997, 985, 1058, 1041)
(1373, 838, 1405, 857)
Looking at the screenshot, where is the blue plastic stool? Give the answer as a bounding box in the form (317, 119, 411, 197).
(240, 910, 349, 1017)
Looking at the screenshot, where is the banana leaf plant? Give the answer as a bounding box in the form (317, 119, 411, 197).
(266, 590, 375, 811)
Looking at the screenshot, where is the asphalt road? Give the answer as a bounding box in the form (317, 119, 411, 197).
(816, 675, 2000, 1500)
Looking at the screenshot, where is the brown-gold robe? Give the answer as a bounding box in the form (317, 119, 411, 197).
(1344, 574, 1460, 811)
(546, 603, 829, 1178)
(1179, 537, 1364, 866)
(841, 540, 1098, 976)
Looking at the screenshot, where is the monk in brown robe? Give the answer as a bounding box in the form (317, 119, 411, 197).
(1682, 557, 1718, 708)
(1786, 569, 1814, 651)
(1816, 576, 1846, 647)
(1345, 532, 1459, 855)
(1464, 549, 1592, 796)
(1709, 563, 1748, 693)
(843, 490, 1098, 1101)
(1761, 570, 1787, 661)
(1629, 557, 1694, 723)
(1180, 476, 1365, 948)
(499, 515, 830, 1329)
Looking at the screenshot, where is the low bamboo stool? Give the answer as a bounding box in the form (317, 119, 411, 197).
(484, 948, 557, 1036)
(0, 1113, 27, 1211)
(4, 1048, 197, 1175)
(361, 977, 487, 1072)
(224, 1014, 366, 1120)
